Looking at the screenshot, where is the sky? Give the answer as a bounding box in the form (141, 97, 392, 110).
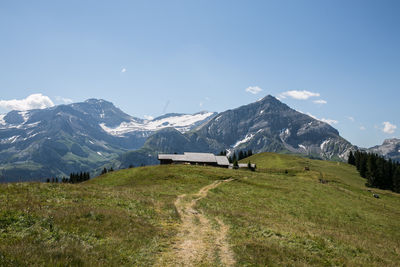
(0, 0, 399, 148)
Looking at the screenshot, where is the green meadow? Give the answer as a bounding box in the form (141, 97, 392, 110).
(1, 153, 399, 266)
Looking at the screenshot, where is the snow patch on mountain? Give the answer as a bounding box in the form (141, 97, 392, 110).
(298, 144, 307, 150)
(320, 139, 330, 150)
(0, 114, 5, 125)
(233, 133, 255, 148)
(1, 135, 19, 144)
(19, 111, 30, 123)
(100, 112, 215, 136)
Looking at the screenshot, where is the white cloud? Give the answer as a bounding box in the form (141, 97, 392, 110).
(382, 121, 397, 134)
(0, 94, 54, 111)
(144, 115, 154, 120)
(245, 86, 263, 94)
(121, 67, 127, 73)
(347, 116, 355, 122)
(360, 126, 366, 130)
(320, 118, 338, 125)
(306, 112, 338, 125)
(313, 99, 327, 104)
(306, 112, 317, 119)
(279, 90, 320, 100)
(199, 102, 204, 107)
(55, 96, 73, 104)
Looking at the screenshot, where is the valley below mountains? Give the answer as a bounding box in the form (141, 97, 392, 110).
(0, 95, 397, 182)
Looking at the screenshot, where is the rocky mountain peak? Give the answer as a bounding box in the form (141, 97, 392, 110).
(382, 138, 400, 145)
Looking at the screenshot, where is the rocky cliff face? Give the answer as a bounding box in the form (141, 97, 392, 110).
(133, 95, 353, 160)
(116, 95, 354, 169)
(194, 95, 352, 160)
(368, 138, 400, 162)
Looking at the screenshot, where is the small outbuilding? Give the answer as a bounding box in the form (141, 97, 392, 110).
(236, 163, 256, 169)
(158, 152, 230, 168)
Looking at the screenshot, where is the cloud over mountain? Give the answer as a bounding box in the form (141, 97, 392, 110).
(245, 86, 263, 94)
(280, 90, 320, 100)
(382, 121, 397, 134)
(0, 93, 54, 111)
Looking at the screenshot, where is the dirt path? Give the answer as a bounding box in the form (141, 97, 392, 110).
(156, 179, 235, 267)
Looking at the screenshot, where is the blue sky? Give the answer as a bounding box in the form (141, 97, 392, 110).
(0, 0, 399, 148)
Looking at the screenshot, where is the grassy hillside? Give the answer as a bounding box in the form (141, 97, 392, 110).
(1, 153, 399, 266)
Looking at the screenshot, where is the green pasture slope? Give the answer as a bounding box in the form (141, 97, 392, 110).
(0, 152, 399, 266)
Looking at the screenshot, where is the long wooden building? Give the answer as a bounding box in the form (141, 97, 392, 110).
(158, 152, 230, 168)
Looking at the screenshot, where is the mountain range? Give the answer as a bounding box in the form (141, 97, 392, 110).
(0, 95, 398, 182)
(0, 99, 214, 182)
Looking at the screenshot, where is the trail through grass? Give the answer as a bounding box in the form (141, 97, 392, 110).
(156, 178, 235, 267)
(1, 153, 400, 266)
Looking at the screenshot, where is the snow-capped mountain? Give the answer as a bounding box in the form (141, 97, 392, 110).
(0, 99, 216, 182)
(115, 95, 355, 169)
(99, 111, 216, 136)
(2, 95, 396, 182)
(194, 95, 353, 160)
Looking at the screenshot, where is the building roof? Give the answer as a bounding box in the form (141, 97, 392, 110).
(158, 152, 230, 166)
(215, 155, 230, 166)
(158, 154, 187, 161)
(184, 152, 216, 163)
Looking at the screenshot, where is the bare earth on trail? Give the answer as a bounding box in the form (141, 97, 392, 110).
(156, 179, 235, 267)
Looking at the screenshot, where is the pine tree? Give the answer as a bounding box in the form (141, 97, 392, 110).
(384, 159, 394, 190)
(248, 161, 255, 171)
(70, 173, 76, 184)
(238, 151, 244, 160)
(366, 154, 377, 187)
(348, 151, 356, 165)
(353, 150, 399, 192)
(393, 166, 400, 193)
(359, 154, 367, 178)
(233, 159, 238, 168)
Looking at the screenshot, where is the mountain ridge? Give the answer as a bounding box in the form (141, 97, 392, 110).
(0, 100, 216, 181)
(0, 95, 398, 181)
